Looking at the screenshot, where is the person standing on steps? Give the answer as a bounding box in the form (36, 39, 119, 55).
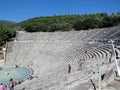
(68, 64, 71, 73)
(8, 78, 14, 90)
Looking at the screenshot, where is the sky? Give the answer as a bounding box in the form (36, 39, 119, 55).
(0, 0, 120, 22)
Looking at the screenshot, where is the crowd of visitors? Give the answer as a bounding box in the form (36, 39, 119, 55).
(0, 63, 82, 90)
(0, 78, 14, 90)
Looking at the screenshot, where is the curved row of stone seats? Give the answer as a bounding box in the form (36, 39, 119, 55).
(63, 43, 112, 67)
(5, 42, 112, 74)
(90, 28, 107, 40)
(14, 45, 113, 90)
(83, 44, 108, 59)
(90, 26, 120, 41)
(108, 31, 120, 40)
(6, 41, 90, 70)
(68, 30, 97, 41)
(15, 58, 96, 90)
(5, 41, 37, 66)
(76, 45, 113, 71)
(6, 42, 112, 66)
(17, 26, 120, 43)
(89, 49, 100, 59)
(115, 47, 120, 58)
(6, 26, 120, 90)
(61, 43, 102, 63)
(98, 46, 112, 57)
(16, 27, 120, 49)
(17, 29, 102, 42)
(6, 42, 62, 65)
(63, 43, 112, 65)
(8, 44, 113, 90)
(94, 48, 104, 59)
(83, 28, 104, 40)
(97, 47, 110, 59)
(17, 31, 79, 41)
(95, 46, 110, 60)
(100, 27, 119, 40)
(103, 26, 120, 40)
(99, 46, 112, 59)
(84, 46, 111, 61)
(98, 46, 113, 64)
(94, 48, 105, 59)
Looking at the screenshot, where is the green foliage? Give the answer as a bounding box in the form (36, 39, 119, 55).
(49, 23, 72, 32)
(0, 25, 15, 44)
(112, 13, 120, 25)
(19, 12, 120, 32)
(102, 16, 113, 27)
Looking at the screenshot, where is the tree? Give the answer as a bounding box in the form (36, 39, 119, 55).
(19, 12, 120, 32)
(0, 26, 15, 44)
(102, 16, 113, 27)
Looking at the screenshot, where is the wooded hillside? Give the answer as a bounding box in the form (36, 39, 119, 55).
(20, 12, 120, 32)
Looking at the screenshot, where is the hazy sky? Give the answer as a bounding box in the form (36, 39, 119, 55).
(0, 0, 120, 22)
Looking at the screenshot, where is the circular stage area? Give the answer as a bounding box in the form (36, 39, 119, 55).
(0, 67, 32, 85)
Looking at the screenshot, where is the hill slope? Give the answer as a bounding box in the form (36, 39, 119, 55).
(0, 20, 17, 27)
(19, 13, 120, 32)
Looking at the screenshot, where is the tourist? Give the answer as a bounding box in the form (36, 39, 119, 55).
(5, 86, 7, 90)
(15, 64, 18, 68)
(28, 75, 33, 80)
(78, 63, 82, 71)
(68, 64, 71, 73)
(8, 78, 14, 90)
(0, 83, 5, 90)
